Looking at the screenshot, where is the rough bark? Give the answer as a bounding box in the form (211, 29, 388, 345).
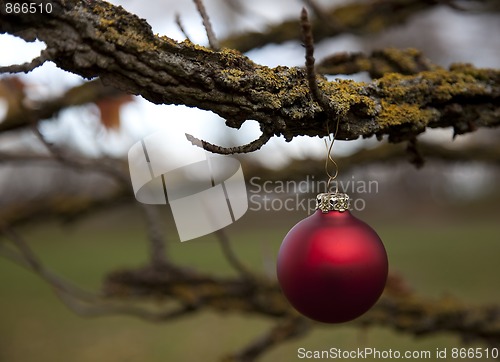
(1, 0, 499, 146)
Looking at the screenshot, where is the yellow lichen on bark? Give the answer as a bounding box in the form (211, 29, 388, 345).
(377, 100, 436, 128)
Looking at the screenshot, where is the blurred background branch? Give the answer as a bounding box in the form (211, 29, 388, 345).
(220, 0, 500, 52)
(0, 79, 124, 133)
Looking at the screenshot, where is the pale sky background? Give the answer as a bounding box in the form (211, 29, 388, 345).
(1, 0, 499, 168)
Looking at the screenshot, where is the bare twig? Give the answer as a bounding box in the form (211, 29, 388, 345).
(300, 6, 336, 130)
(0, 225, 99, 302)
(300, 8, 322, 105)
(31, 124, 129, 183)
(142, 204, 169, 268)
(300, 7, 337, 136)
(193, 0, 220, 50)
(175, 13, 192, 42)
(0, 49, 53, 73)
(214, 229, 255, 279)
(185, 131, 271, 155)
(0, 224, 195, 321)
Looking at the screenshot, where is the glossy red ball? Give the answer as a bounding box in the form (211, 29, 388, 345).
(277, 210, 388, 323)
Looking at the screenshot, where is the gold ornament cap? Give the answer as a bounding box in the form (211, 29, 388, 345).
(316, 192, 350, 213)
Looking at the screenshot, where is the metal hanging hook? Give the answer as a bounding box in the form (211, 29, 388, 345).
(324, 116, 341, 194)
(324, 138, 338, 193)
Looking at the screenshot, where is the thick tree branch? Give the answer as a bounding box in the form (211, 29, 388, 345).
(1, 0, 498, 147)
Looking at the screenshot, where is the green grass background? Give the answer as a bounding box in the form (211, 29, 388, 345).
(0, 201, 499, 362)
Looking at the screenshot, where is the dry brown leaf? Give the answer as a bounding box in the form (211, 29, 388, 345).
(95, 94, 134, 130)
(0, 77, 26, 121)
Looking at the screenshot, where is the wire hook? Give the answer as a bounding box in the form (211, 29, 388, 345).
(324, 116, 341, 193)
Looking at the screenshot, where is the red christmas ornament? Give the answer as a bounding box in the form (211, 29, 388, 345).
(277, 193, 388, 323)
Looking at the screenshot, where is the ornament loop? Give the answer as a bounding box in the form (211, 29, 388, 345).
(316, 193, 350, 213)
